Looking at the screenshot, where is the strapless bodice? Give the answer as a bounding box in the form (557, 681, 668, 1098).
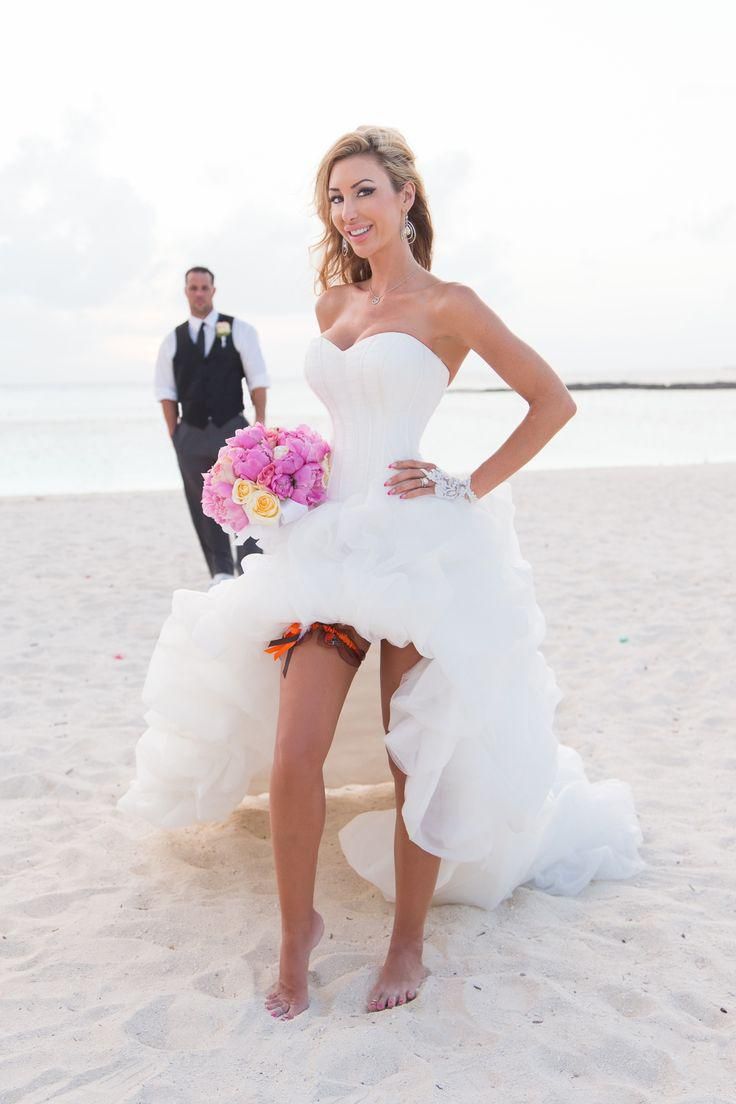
(304, 331, 449, 501)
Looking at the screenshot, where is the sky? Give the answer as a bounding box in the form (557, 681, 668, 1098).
(2, 0, 735, 388)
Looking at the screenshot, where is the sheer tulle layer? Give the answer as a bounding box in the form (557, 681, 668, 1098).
(118, 482, 645, 908)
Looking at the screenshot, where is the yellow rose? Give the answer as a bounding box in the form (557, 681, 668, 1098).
(245, 489, 281, 525)
(232, 478, 258, 504)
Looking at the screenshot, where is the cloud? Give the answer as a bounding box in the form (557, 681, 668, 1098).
(0, 120, 155, 309)
(187, 207, 317, 316)
(422, 150, 513, 302)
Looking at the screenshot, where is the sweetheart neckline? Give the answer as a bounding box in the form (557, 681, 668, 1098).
(316, 331, 451, 383)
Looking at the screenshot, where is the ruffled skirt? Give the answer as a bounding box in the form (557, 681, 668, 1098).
(117, 482, 645, 910)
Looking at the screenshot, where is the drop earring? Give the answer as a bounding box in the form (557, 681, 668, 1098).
(401, 210, 416, 245)
(342, 236, 350, 257)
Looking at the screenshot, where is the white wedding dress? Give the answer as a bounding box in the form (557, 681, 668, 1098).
(118, 331, 645, 909)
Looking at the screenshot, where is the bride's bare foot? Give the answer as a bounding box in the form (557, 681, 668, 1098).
(265, 909, 324, 1021)
(366, 939, 429, 1012)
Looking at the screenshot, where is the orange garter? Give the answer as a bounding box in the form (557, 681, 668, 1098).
(265, 621, 368, 677)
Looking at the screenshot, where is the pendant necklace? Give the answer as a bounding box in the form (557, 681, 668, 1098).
(368, 268, 416, 306)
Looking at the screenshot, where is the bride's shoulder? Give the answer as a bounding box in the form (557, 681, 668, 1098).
(417, 278, 482, 320)
(315, 283, 354, 330)
(431, 280, 502, 336)
(432, 279, 483, 312)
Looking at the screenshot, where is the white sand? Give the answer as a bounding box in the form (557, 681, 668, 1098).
(1, 464, 734, 1103)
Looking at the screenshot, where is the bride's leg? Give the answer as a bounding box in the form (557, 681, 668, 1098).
(366, 640, 441, 1013)
(265, 625, 368, 1021)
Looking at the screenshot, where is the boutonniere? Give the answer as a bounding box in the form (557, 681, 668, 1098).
(215, 320, 231, 348)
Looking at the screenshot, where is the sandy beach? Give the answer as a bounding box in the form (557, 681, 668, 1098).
(1, 463, 734, 1103)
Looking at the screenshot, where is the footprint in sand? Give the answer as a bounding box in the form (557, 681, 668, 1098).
(123, 992, 241, 1050)
(192, 963, 254, 1000)
(16, 886, 118, 919)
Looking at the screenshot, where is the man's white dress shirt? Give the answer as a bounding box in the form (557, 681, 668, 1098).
(154, 309, 271, 401)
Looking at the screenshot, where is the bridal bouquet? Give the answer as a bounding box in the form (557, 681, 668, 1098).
(201, 423, 331, 542)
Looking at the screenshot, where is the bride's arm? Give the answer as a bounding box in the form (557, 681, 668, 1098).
(390, 284, 577, 501)
(446, 283, 576, 496)
(452, 280, 578, 496)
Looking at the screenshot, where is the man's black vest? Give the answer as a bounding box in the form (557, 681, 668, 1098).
(173, 313, 245, 428)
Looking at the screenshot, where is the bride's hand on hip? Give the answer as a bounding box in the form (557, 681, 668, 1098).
(385, 460, 438, 499)
(386, 460, 479, 502)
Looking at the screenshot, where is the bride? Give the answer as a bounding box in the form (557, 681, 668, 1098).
(119, 125, 644, 1020)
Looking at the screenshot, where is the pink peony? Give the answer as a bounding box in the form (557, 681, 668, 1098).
(270, 472, 294, 498)
(293, 462, 321, 490)
(273, 451, 304, 475)
(201, 477, 221, 520)
(305, 439, 330, 463)
(209, 457, 234, 484)
(202, 471, 247, 531)
(221, 498, 249, 532)
(228, 424, 268, 449)
(225, 446, 247, 469)
(291, 427, 330, 463)
(281, 434, 309, 461)
(290, 464, 321, 505)
(232, 444, 273, 480)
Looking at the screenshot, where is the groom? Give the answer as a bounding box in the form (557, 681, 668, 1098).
(154, 266, 271, 585)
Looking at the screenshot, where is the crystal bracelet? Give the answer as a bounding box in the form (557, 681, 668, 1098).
(422, 467, 478, 503)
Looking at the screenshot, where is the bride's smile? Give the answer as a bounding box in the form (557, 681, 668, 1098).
(328, 152, 413, 271)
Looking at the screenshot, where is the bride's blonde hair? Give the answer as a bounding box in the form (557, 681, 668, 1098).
(311, 125, 434, 294)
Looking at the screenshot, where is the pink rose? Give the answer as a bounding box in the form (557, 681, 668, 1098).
(257, 462, 276, 488)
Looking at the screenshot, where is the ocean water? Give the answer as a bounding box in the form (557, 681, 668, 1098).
(1, 380, 734, 497)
